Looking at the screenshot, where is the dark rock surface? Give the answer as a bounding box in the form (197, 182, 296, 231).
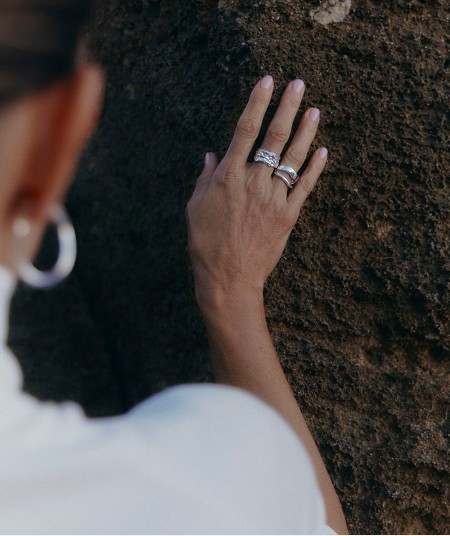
(9, 1, 449, 533)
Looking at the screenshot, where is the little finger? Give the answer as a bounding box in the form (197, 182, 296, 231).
(287, 147, 328, 211)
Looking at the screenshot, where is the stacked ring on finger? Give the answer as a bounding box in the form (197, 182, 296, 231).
(273, 164, 299, 189)
(273, 170, 293, 189)
(254, 148, 281, 169)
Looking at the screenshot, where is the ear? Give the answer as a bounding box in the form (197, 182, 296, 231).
(0, 64, 105, 269)
(12, 64, 105, 222)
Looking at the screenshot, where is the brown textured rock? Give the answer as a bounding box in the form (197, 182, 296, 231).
(310, 0, 352, 26)
(9, 1, 449, 533)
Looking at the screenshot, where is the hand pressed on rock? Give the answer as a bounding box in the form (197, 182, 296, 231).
(186, 75, 327, 311)
(186, 76, 347, 535)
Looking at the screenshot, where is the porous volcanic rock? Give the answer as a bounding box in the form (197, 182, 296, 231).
(9, 1, 449, 533)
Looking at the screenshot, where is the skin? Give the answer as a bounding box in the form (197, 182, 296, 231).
(187, 75, 348, 534)
(0, 65, 347, 533)
(0, 65, 104, 270)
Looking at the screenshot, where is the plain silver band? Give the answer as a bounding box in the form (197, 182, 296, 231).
(273, 170, 293, 189)
(254, 148, 281, 169)
(12, 204, 77, 289)
(276, 164, 299, 183)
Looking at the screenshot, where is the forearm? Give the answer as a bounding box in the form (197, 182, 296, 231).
(200, 289, 348, 535)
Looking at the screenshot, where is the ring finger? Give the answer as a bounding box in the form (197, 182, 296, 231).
(254, 79, 305, 178)
(272, 106, 321, 197)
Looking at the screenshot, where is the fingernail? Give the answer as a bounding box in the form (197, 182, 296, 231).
(292, 79, 304, 93)
(309, 108, 320, 121)
(260, 75, 273, 89)
(319, 147, 328, 159)
(205, 152, 211, 165)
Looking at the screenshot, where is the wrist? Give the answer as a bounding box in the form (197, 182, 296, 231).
(195, 282, 265, 318)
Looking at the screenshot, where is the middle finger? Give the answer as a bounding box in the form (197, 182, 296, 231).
(254, 79, 305, 177)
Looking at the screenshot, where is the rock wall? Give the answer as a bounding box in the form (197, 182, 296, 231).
(9, 1, 449, 533)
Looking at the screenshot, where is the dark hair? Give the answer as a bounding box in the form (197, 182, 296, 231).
(0, 0, 93, 108)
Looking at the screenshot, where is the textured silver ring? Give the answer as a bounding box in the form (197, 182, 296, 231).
(275, 164, 299, 184)
(273, 170, 293, 189)
(254, 148, 280, 169)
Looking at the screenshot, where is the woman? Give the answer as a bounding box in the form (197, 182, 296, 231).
(0, 1, 348, 534)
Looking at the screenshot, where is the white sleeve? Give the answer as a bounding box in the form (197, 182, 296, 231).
(129, 382, 335, 535)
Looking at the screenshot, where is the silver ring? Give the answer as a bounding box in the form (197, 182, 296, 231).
(275, 164, 299, 184)
(273, 170, 293, 189)
(254, 148, 280, 169)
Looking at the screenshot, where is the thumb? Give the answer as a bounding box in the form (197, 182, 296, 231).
(196, 152, 219, 187)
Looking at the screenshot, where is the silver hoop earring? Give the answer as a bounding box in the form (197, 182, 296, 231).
(12, 203, 77, 289)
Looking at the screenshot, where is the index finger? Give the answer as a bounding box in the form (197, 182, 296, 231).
(224, 75, 274, 165)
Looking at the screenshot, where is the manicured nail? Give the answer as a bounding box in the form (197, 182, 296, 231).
(292, 79, 304, 93)
(319, 147, 328, 159)
(260, 75, 273, 89)
(309, 108, 320, 121)
(205, 152, 212, 165)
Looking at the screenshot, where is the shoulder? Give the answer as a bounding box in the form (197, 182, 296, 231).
(129, 381, 289, 428)
(126, 383, 330, 534)
(128, 382, 304, 454)
(127, 382, 311, 466)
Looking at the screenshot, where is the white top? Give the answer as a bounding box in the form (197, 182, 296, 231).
(0, 266, 335, 535)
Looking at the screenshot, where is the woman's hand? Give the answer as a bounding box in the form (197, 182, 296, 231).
(186, 75, 328, 312)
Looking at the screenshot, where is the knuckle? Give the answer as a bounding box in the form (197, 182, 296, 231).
(247, 177, 265, 195)
(249, 91, 268, 108)
(288, 95, 301, 108)
(219, 164, 240, 186)
(237, 117, 258, 139)
(300, 174, 315, 195)
(285, 146, 305, 167)
(267, 123, 290, 144)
